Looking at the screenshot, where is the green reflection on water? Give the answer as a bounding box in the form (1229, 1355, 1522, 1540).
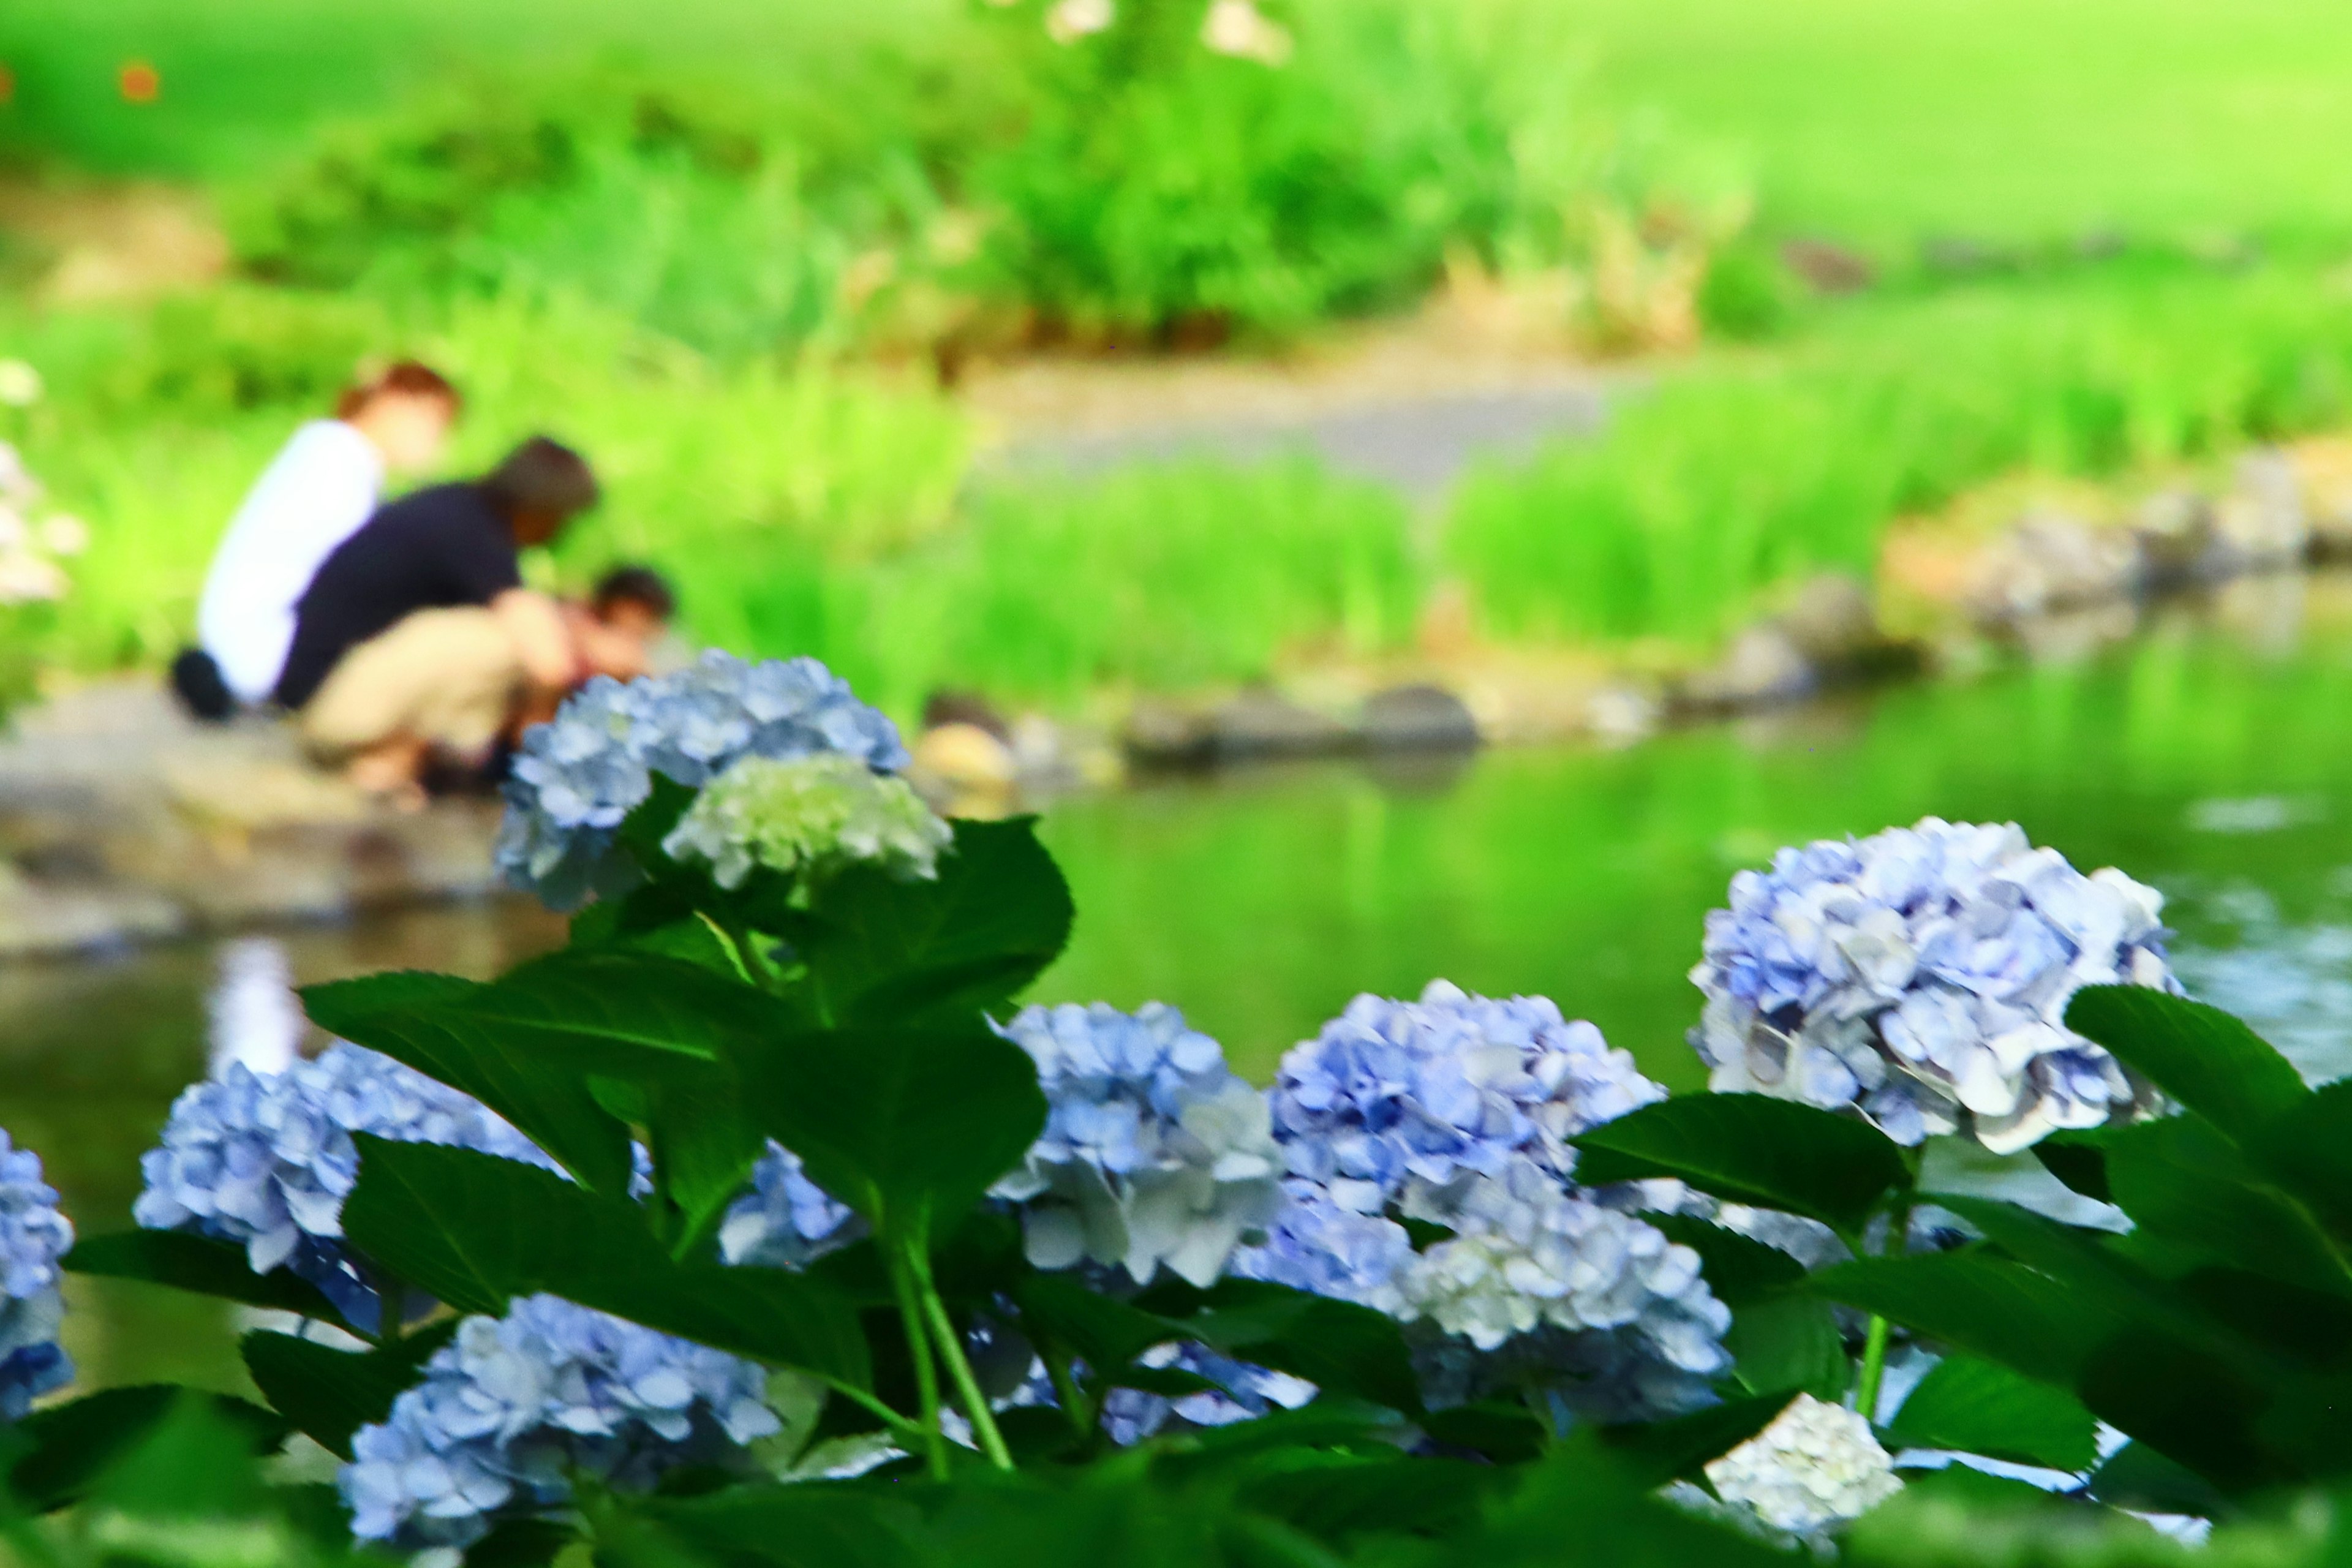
(4, 576, 2351, 1395)
(1036, 582, 2352, 1087)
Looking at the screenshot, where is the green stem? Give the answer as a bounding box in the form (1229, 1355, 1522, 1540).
(833, 1384, 932, 1450)
(1855, 1314, 1892, 1421)
(887, 1249, 949, 1480)
(912, 1252, 1014, 1471)
(1854, 1194, 1912, 1422)
(1043, 1344, 1093, 1444)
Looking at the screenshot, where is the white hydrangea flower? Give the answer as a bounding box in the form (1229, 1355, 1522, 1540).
(1393, 1158, 1729, 1372)
(660, 753, 949, 889)
(1691, 819, 2178, 1152)
(1703, 1393, 1902, 1536)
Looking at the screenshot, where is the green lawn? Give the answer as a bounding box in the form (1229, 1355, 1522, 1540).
(1574, 0, 2352, 249)
(17, 0, 2352, 249)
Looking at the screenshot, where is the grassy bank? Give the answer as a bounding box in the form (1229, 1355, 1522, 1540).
(1451, 261, 2352, 646)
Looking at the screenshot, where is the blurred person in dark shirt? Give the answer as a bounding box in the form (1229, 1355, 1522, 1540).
(277, 436, 602, 802)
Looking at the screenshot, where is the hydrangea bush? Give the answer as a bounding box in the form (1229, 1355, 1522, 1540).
(29, 669, 2315, 1563)
(1690, 818, 2179, 1151)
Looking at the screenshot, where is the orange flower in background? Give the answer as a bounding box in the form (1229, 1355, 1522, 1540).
(118, 59, 160, 103)
(0, 67, 16, 105)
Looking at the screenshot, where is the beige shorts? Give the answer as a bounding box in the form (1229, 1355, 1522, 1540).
(298, 606, 522, 764)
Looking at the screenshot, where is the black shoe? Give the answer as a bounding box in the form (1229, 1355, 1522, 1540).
(168, 648, 236, 722)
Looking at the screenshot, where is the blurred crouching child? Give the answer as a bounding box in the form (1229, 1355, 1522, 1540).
(176, 362, 462, 718)
(272, 436, 642, 804)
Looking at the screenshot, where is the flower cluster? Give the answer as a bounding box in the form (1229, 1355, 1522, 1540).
(993, 1002, 1283, 1288)
(1237, 982, 1729, 1418)
(1390, 1158, 1728, 1366)
(134, 1044, 554, 1331)
(495, 652, 909, 910)
(1702, 1393, 1902, 1536)
(0, 439, 86, 606)
(1268, 982, 1666, 1204)
(717, 1143, 860, 1268)
(341, 1294, 780, 1548)
(1691, 818, 2179, 1152)
(662, 753, 949, 890)
(0, 1133, 72, 1419)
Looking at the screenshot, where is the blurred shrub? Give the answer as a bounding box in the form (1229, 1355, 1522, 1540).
(227, 67, 999, 361)
(965, 0, 1525, 343)
(217, 0, 1724, 355)
(1696, 234, 1801, 341)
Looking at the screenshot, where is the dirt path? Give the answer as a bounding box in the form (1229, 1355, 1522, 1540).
(966, 318, 1620, 497)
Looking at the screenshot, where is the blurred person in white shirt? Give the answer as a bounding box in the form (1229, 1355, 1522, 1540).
(181, 362, 461, 714)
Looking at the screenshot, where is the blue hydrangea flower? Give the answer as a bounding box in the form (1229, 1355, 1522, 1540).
(992, 1003, 1283, 1288)
(1239, 982, 1728, 1421)
(340, 1294, 780, 1548)
(0, 1133, 72, 1419)
(134, 1044, 555, 1332)
(1268, 980, 1666, 1206)
(1691, 819, 2179, 1152)
(495, 652, 910, 910)
(717, 1143, 861, 1268)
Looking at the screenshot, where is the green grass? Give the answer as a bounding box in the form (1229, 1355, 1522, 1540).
(1570, 0, 2352, 251)
(1449, 262, 2352, 646)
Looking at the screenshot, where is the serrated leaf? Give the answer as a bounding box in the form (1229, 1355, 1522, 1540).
(1643, 1215, 1806, 1306)
(2032, 1134, 2113, 1205)
(734, 1024, 1044, 1245)
(1809, 1252, 2103, 1385)
(2065, 987, 2307, 1145)
(304, 973, 633, 1196)
(1571, 1095, 1909, 1234)
(241, 1322, 458, 1459)
(1012, 1272, 1182, 1372)
(64, 1231, 344, 1324)
(1882, 1355, 2099, 1471)
(1159, 1278, 1423, 1416)
(2087, 1441, 2233, 1517)
(2255, 1079, 2352, 1231)
(1235, 1455, 1494, 1544)
(344, 1139, 871, 1389)
(2098, 1117, 2352, 1295)
(790, 817, 1074, 1027)
(1723, 1295, 1846, 1399)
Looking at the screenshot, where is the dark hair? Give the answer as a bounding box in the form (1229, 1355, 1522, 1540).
(336, 360, 461, 421)
(480, 436, 600, 530)
(591, 564, 676, 622)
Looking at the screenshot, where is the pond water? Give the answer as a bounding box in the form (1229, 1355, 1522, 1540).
(17, 574, 2352, 1394)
